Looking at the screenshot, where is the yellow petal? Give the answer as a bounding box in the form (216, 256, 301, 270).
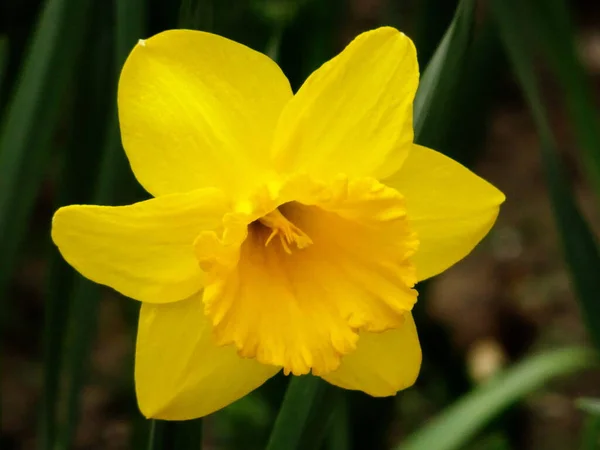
(136, 293, 279, 420)
(118, 30, 293, 197)
(51, 188, 229, 303)
(197, 176, 419, 376)
(272, 27, 418, 181)
(322, 312, 421, 396)
(384, 145, 506, 281)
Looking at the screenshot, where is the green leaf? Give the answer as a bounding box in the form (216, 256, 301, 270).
(0, 36, 8, 105)
(178, 0, 212, 30)
(580, 415, 600, 450)
(578, 398, 600, 416)
(0, 0, 94, 327)
(413, 0, 458, 68)
(53, 1, 146, 449)
(251, 0, 308, 25)
(147, 419, 204, 450)
(524, 0, 600, 200)
(147, 420, 160, 450)
(578, 398, 600, 450)
(38, 19, 113, 450)
(406, 0, 483, 409)
(115, 0, 147, 65)
(398, 348, 596, 450)
(265, 376, 336, 450)
(491, 0, 600, 352)
(327, 393, 350, 450)
(413, 0, 474, 146)
(277, 0, 343, 91)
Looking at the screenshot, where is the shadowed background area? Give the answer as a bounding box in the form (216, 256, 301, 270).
(1, 0, 600, 449)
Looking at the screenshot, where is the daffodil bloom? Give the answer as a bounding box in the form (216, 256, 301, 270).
(51, 27, 505, 420)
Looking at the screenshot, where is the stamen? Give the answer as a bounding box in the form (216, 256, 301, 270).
(258, 208, 312, 253)
(264, 229, 278, 247)
(279, 234, 293, 254)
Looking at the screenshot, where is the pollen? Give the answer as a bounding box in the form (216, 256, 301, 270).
(258, 208, 312, 254)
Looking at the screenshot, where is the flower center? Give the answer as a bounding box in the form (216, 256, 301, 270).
(196, 176, 420, 375)
(257, 207, 312, 254)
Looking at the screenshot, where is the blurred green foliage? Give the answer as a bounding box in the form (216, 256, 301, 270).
(1, 0, 599, 449)
(492, 0, 600, 354)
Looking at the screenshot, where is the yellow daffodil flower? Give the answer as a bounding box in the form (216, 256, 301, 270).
(51, 27, 505, 420)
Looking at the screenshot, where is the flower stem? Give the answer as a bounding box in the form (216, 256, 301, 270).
(265, 375, 338, 450)
(147, 419, 204, 450)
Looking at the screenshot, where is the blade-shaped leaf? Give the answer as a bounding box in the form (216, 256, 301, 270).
(398, 348, 596, 450)
(147, 419, 204, 450)
(524, 0, 600, 200)
(54, 1, 146, 448)
(327, 393, 350, 450)
(414, 0, 474, 146)
(491, 0, 600, 352)
(578, 398, 600, 416)
(265, 376, 338, 450)
(38, 18, 113, 450)
(0, 36, 8, 107)
(580, 415, 600, 450)
(0, 0, 93, 327)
